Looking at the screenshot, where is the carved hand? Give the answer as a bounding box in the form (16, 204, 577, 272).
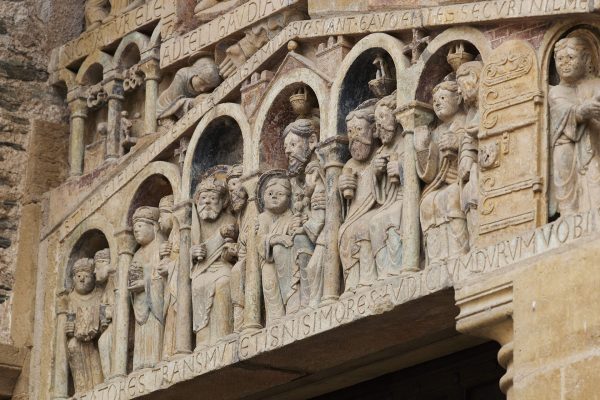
(311, 192, 326, 210)
(128, 279, 145, 293)
(222, 242, 238, 264)
(458, 157, 473, 181)
(219, 44, 247, 79)
(339, 174, 358, 192)
(577, 100, 600, 122)
(270, 235, 293, 248)
(191, 244, 207, 262)
(156, 259, 170, 277)
(439, 133, 459, 152)
(386, 159, 400, 179)
(372, 155, 388, 175)
(159, 242, 172, 259)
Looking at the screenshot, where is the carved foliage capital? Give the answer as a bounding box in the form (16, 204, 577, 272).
(395, 101, 435, 133)
(139, 58, 161, 81)
(317, 136, 349, 169)
(114, 228, 136, 255)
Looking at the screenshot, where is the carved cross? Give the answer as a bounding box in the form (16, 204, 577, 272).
(403, 29, 430, 64)
(175, 137, 190, 173)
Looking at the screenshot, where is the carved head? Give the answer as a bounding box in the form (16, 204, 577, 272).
(93, 248, 112, 284)
(346, 99, 377, 161)
(456, 61, 482, 107)
(304, 160, 323, 198)
(158, 195, 174, 235)
(554, 36, 597, 84)
(263, 177, 292, 215)
(283, 119, 319, 177)
(190, 57, 222, 93)
(194, 176, 228, 221)
(432, 80, 462, 122)
(72, 258, 96, 295)
(226, 165, 247, 214)
(132, 206, 160, 246)
(374, 92, 398, 145)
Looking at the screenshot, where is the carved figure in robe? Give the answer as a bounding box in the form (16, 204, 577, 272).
(338, 100, 379, 296)
(456, 61, 483, 245)
(128, 206, 164, 370)
(119, 111, 139, 155)
(191, 175, 237, 349)
(256, 172, 297, 324)
(282, 118, 325, 307)
(94, 248, 115, 379)
(84, 0, 109, 30)
(157, 55, 221, 124)
(415, 78, 469, 264)
(219, 10, 305, 78)
(157, 195, 180, 359)
(549, 32, 600, 216)
(368, 92, 405, 277)
(65, 258, 104, 394)
(227, 165, 248, 332)
(195, 0, 248, 22)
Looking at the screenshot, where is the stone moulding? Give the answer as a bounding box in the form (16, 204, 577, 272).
(68, 206, 600, 399)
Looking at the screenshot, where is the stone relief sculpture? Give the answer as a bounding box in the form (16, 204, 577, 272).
(94, 248, 115, 379)
(227, 165, 248, 332)
(157, 195, 180, 359)
(456, 61, 483, 245)
(195, 0, 249, 22)
(84, 0, 110, 30)
(191, 173, 237, 349)
(128, 206, 164, 370)
(415, 77, 469, 264)
(338, 99, 379, 296)
(370, 92, 405, 277)
(157, 55, 222, 127)
(256, 171, 297, 324)
(549, 31, 600, 216)
(66, 258, 105, 394)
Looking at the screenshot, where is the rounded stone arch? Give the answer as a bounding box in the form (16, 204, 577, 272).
(410, 26, 492, 103)
(149, 21, 162, 50)
(328, 33, 409, 137)
(59, 215, 118, 292)
(113, 32, 150, 70)
(252, 67, 330, 171)
(123, 161, 182, 227)
(182, 103, 251, 197)
(76, 50, 114, 85)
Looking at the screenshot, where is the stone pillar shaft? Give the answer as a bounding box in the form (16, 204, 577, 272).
(242, 175, 262, 331)
(141, 59, 160, 135)
(52, 294, 69, 399)
(111, 229, 136, 378)
(68, 99, 87, 176)
(174, 201, 193, 354)
(106, 80, 125, 160)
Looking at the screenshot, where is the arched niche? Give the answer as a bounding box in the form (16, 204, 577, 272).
(114, 33, 149, 70)
(328, 33, 409, 137)
(63, 229, 110, 292)
(76, 50, 113, 86)
(412, 27, 491, 104)
(182, 104, 251, 197)
(124, 161, 181, 226)
(258, 83, 320, 171)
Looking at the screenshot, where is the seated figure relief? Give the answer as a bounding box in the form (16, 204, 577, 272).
(128, 206, 165, 370)
(157, 55, 222, 127)
(256, 171, 298, 324)
(65, 258, 105, 394)
(549, 31, 600, 217)
(415, 77, 469, 264)
(191, 173, 237, 349)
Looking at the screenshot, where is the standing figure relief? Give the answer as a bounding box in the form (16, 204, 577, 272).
(128, 206, 165, 371)
(190, 173, 237, 350)
(415, 77, 469, 265)
(549, 31, 600, 217)
(94, 248, 116, 379)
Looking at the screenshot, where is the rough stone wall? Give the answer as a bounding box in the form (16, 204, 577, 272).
(0, 0, 79, 343)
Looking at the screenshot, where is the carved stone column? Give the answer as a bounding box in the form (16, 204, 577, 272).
(111, 228, 136, 378)
(52, 293, 69, 399)
(140, 59, 161, 135)
(317, 136, 348, 303)
(455, 277, 515, 398)
(174, 201, 193, 354)
(396, 101, 434, 271)
(67, 95, 87, 176)
(105, 78, 125, 160)
(242, 175, 262, 332)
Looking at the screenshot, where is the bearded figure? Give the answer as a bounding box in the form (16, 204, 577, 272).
(456, 61, 483, 246)
(283, 118, 326, 307)
(128, 206, 164, 370)
(415, 78, 469, 265)
(549, 32, 600, 216)
(157, 195, 180, 359)
(256, 173, 297, 324)
(94, 248, 115, 379)
(338, 99, 379, 296)
(191, 175, 237, 349)
(227, 165, 248, 332)
(66, 258, 105, 394)
(368, 92, 405, 277)
(157, 55, 221, 125)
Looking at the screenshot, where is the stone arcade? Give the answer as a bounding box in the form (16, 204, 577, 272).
(2, 0, 600, 399)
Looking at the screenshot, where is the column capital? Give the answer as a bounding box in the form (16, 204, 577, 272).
(173, 200, 193, 230)
(140, 57, 161, 81)
(395, 101, 435, 133)
(317, 135, 349, 169)
(114, 228, 136, 256)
